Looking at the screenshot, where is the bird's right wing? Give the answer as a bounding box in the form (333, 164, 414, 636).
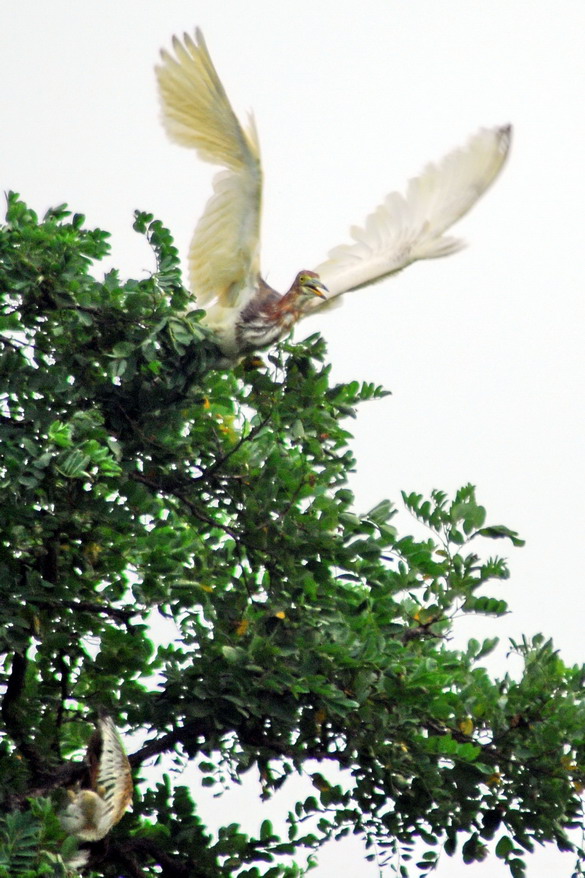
(156, 30, 262, 310)
(313, 125, 511, 300)
(94, 715, 133, 829)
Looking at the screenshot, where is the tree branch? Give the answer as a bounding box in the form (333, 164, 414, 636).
(32, 597, 138, 628)
(128, 719, 212, 768)
(130, 471, 242, 543)
(195, 412, 272, 484)
(1, 650, 46, 776)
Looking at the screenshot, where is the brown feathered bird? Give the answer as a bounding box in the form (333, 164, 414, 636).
(156, 29, 511, 359)
(59, 714, 133, 843)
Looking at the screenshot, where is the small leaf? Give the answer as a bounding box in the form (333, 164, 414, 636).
(495, 835, 515, 859)
(476, 525, 525, 547)
(459, 717, 474, 736)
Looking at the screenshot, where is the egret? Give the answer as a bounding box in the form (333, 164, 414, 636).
(156, 30, 511, 359)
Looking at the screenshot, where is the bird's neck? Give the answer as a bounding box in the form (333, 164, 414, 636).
(263, 288, 302, 321)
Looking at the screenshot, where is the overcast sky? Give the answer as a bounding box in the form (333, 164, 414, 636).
(2, 3, 585, 875)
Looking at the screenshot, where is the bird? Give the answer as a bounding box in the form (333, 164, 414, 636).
(156, 29, 511, 360)
(59, 714, 133, 843)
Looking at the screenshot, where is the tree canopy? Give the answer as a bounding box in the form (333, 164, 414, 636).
(1, 192, 585, 878)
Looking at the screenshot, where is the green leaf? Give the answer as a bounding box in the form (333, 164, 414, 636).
(495, 835, 515, 859)
(476, 525, 525, 547)
(260, 820, 274, 841)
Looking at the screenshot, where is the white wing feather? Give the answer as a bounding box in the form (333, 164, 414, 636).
(95, 715, 133, 828)
(60, 716, 132, 842)
(313, 125, 511, 299)
(156, 30, 262, 310)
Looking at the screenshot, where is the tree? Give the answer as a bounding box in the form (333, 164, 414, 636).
(0, 192, 584, 878)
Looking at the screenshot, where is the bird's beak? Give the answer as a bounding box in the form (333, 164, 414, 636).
(307, 278, 328, 299)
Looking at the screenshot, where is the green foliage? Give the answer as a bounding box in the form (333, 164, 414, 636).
(0, 798, 73, 878)
(1, 193, 585, 877)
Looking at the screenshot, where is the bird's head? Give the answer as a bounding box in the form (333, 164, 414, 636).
(292, 271, 328, 309)
(262, 270, 329, 334)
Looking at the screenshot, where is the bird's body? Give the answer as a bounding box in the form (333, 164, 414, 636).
(156, 30, 511, 359)
(230, 271, 327, 357)
(60, 714, 133, 843)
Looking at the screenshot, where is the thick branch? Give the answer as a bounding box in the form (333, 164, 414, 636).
(32, 597, 138, 628)
(128, 719, 212, 768)
(1, 651, 45, 776)
(21, 760, 87, 802)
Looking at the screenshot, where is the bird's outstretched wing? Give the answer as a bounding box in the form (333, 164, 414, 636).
(313, 125, 511, 300)
(156, 29, 262, 311)
(60, 715, 133, 843)
(92, 714, 133, 828)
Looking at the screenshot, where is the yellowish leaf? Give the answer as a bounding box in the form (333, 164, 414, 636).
(459, 717, 474, 736)
(83, 542, 102, 565)
(235, 619, 249, 637)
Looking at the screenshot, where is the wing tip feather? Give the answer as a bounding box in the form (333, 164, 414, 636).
(313, 122, 512, 297)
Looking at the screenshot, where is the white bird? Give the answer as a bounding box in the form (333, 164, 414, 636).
(60, 714, 133, 843)
(156, 29, 511, 359)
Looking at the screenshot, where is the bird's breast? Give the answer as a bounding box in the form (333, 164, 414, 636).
(235, 311, 288, 354)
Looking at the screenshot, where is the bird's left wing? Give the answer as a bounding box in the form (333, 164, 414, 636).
(156, 30, 262, 311)
(93, 715, 133, 828)
(312, 125, 511, 300)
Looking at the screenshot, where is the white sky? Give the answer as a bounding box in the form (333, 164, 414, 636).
(2, 2, 585, 876)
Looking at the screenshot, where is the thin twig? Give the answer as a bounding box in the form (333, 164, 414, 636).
(130, 471, 241, 542)
(195, 412, 272, 484)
